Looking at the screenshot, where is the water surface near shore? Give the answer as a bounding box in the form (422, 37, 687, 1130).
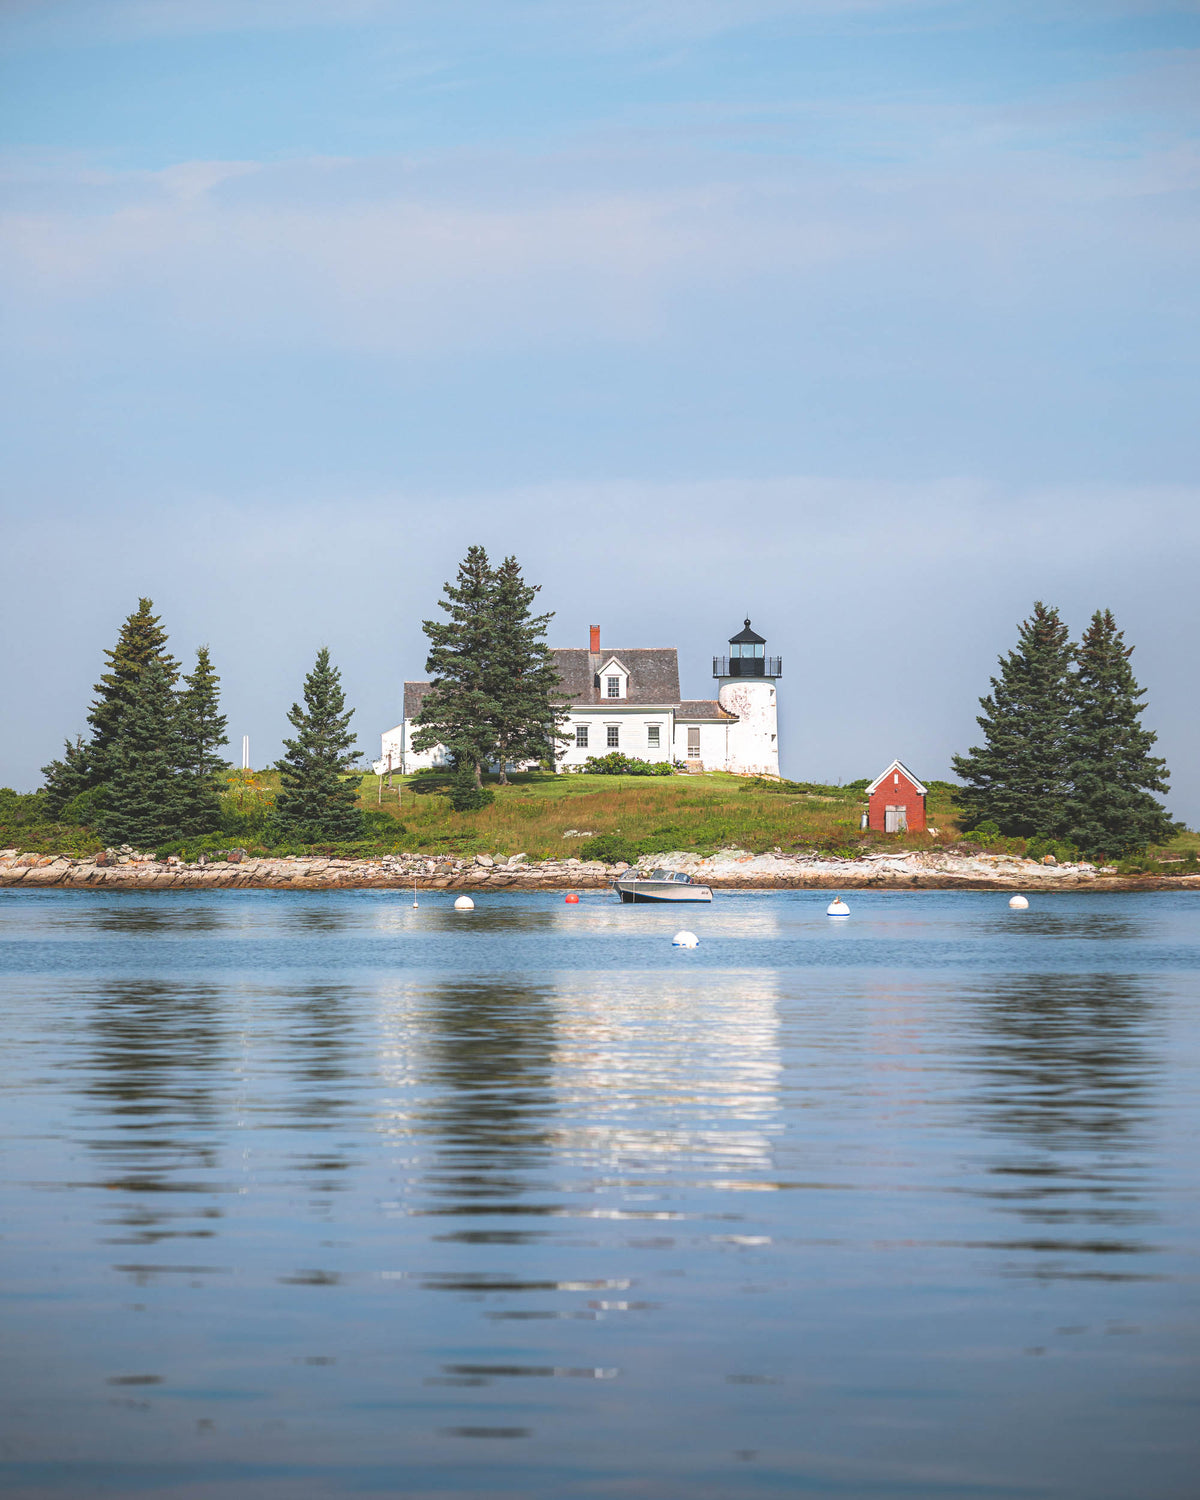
(1, 890, 1198, 1498)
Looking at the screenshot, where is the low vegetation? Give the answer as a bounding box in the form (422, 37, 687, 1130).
(3, 772, 1194, 869)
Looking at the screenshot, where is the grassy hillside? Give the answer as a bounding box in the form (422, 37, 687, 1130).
(4, 771, 1194, 868)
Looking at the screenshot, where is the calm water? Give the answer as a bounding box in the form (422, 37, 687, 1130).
(1, 889, 1198, 1500)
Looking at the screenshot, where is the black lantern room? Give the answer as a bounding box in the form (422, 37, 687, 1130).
(713, 619, 782, 679)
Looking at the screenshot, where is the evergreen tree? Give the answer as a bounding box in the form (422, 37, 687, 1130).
(951, 601, 1076, 836)
(176, 646, 228, 835)
(97, 659, 191, 849)
(178, 646, 229, 779)
(86, 598, 179, 786)
(413, 545, 501, 786)
(274, 648, 363, 841)
(486, 555, 570, 783)
(448, 757, 495, 812)
(41, 736, 90, 819)
(1059, 610, 1173, 860)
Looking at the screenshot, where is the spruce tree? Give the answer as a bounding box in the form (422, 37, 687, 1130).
(176, 646, 228, 835)
(1059, 610, 1173, 860)
(178, 646, 229, 780)
(413, 545, 501, 786)
(486, 555, 570, 782)
(97, 659, 191, 849)
(274, 648, 363, 841)
(951, 601, 1075, 837)
(86, 598, 179, 786)
(41, 736, 90, 819)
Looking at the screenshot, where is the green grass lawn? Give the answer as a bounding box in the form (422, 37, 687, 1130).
(341, 769, 962, 861)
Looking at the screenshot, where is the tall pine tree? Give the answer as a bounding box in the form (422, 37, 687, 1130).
(413, 545, 501, 786)
(951, 601, 1076, 836)
(172, 646, 229, 837)
(86, 598, 179, 788)
(274, 648, 363, 841)
(486, 555, 569, 782)
(97, 659, 191, 849)
(177, 646, 229, 781)
(1059, 610, 1173, 860)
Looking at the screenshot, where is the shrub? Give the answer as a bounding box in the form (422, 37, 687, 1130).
(59, 787, 104, 827)
(1025, 834, 1080, 864)
(448, 762, 495, 812)
(964, 819, 1002, 844)
(580, 752, 672, 776)
(579, 833, 641, 865)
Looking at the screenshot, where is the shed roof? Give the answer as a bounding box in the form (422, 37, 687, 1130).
(866, 759, 928, 796)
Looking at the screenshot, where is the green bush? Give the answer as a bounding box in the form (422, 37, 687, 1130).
(963, 820, 1002, 844)
(448, 762, 496, 812)
(1025, 835, 1080, 864)
(579, 833, 641, 864)
(579, 752, 672, 776)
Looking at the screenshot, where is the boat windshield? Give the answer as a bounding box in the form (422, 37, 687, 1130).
(647, 869, 691, 884)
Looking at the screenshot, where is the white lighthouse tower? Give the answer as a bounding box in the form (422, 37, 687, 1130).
(715, 619, 781, 777)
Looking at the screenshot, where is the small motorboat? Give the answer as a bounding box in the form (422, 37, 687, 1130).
(612, 868, 713, 903)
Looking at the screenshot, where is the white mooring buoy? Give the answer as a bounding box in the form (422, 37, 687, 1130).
(454, 895, 475, 911)
(1009, 895, 1029, 910)
(827, 898, 850, 917)
(672, 930, 699, 948)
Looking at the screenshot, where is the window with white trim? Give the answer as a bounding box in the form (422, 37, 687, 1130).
(647, 725, 660, 749)
(607, 725, 620, 748)
(575, 725, 589, 748)
(606, 676, 620, 698)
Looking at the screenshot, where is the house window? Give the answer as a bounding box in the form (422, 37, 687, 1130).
(607, 725, 620, 748)
(576, 725, 589, 749)
(606, 676, 620, 698)
(647, 725, 660, 749)
(687, 727, 701, 759)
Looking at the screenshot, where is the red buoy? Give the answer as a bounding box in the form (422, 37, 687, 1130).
(565, 892, 580, 904)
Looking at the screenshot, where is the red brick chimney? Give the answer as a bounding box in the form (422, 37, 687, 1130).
(589, 624, 600, 653)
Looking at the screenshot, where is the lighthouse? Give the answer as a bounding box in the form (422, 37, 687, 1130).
(714, 619, 782, 777)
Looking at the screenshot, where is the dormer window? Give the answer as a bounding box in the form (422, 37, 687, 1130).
(597, 657, 629, 700)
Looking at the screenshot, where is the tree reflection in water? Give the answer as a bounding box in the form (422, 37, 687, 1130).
(414, 977, 558, 1213)
(269, 982, 361, 1205)
(962, 971, 1163, 1271)
(83, 979, 226, 1255)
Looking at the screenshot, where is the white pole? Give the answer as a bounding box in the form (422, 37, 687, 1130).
(242, 735, 250, 771)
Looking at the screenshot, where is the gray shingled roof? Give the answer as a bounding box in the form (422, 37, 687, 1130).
(554, 647, 680, 705)
(677, 699, 736, 721)
(403, 647, 735, 719)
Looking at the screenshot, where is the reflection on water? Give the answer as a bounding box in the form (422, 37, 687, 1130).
(0, 889, 1197, 1500)
(963, 972, 1163, 1277)
(547, 972, 781, 1185)
(83, 979, 226, 1250)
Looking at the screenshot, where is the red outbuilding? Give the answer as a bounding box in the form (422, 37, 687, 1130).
(866, 759, 927, 833)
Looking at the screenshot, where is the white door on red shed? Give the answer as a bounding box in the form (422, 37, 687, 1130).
(884, 805, 907, 833)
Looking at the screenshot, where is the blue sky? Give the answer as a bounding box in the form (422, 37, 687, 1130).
(2, 1, 1197, 819)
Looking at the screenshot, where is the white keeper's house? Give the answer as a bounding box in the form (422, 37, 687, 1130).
(378, 620, 782, 777)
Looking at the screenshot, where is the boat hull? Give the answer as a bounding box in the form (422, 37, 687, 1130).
(614, 881, 713, 904)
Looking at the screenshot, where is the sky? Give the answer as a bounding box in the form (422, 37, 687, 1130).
(1, 0, 1197, 820)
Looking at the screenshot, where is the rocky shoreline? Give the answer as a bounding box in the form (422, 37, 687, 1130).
(2, 846, 1196, 893)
